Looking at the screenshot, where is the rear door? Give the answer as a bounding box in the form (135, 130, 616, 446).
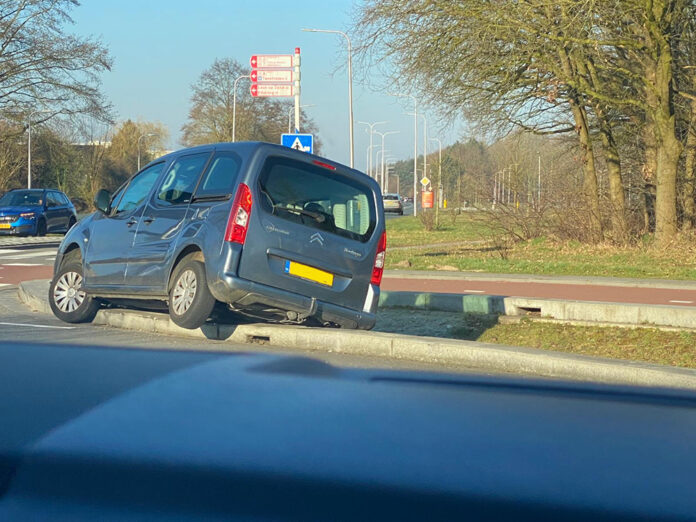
(237, 155, 381, 312)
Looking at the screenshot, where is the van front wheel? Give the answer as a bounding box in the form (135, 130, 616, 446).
(168, 256, 216, 329)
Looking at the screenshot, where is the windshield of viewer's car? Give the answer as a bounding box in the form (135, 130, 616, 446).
(0, 191, 43, 207)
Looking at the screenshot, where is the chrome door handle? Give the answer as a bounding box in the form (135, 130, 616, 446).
(126, 218, 138, 227)
(142, 216, 154, 224)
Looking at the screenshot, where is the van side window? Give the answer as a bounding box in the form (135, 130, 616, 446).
(195, 152, 241, 198)
(157, 152, 210, 205)
(114, 163, 165, 214)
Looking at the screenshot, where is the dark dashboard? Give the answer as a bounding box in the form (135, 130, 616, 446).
(1, 343, 695, 520)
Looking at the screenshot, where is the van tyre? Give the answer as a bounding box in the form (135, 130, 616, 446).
(49, 251, 99, 323)
(168, 256, 216, 329)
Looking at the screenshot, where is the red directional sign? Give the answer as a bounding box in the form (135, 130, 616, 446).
(251, 69, 293, 83)
(250, 83, 294, 97)
(249, 54, 293, 69)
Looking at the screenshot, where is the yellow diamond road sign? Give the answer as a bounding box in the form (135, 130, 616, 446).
(420, 177, 430, 186)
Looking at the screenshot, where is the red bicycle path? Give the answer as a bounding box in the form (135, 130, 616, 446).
(2, 264, 695, 309)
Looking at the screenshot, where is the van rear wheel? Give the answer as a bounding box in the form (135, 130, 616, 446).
(168, 256, 216, 329)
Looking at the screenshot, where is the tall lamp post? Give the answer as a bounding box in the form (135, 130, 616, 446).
(288, 104, 316, 134)
(374, 130, 399, 192)
(137, 133, 158, 171)
(389, 93, 418, 216)
(27, 110, 52, 189)
(232, 74, 251, 142)
(430, 137, 442, 206)
(302, 28, 354, 168)
(366, 143, 381, 180)
(358, 121, 386, 177)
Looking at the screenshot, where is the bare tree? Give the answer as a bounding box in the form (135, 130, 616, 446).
(0, 0, 113, 121)
(182, 58, 321, 151)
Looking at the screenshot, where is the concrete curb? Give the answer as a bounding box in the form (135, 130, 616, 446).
(379, 291, 696, 329)
(18, 279, 696, 390)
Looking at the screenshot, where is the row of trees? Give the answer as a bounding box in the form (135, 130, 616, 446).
(355, 0, 696, 244)
(1, 3, 321, 204)
(182, 58, 321, 150)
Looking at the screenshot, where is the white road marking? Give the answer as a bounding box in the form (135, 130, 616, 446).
(464, 289, 486, 293)
(669, 300, 694, 304)
(0, 249, 23, 254)
(0, 251, 54, 260)
(0, 283, 8, 287)
(3, 263, 41, 266)
(0, 321, 76, 329)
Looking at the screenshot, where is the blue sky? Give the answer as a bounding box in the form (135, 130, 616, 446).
(71, 0, 465, 170)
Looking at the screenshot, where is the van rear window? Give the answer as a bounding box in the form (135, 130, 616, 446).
(258, 157, 376, 243)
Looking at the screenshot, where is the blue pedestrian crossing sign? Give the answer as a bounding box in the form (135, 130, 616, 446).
(281, 133, 313, 154)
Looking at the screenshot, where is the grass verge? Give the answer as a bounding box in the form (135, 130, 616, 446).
(386, 215, 696, 280)
(454, 319, 696, 369)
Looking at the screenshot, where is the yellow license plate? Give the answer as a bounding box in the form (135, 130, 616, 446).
(284, 260, 334, 286)
(0, 223, 10, 229)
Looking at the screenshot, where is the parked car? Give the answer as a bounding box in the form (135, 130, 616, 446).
(382, 193, 404, 215)
(0, 188, 77, 236)
(49, 142, 386, 330)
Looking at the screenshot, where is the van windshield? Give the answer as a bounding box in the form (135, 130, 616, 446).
(258, 157, 376, 243)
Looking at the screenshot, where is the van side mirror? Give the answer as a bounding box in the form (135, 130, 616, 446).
(94, 189, 112, 214)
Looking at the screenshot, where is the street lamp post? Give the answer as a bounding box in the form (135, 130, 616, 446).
(366, 143, 381, 180)
(288, 104, 316, 134)
(358, 121, 386, 178)
(27, 110, 52, 189)
(137, 133, 158, 171)
(430, 137, 442, 205)
(375, 148, 390, 190)
(389, 93, 418, 216)
(537, 151, 542, 207)
(374, 130, 399, 192)
(406, 111, 428, 203)
(302, 28, 354, 168)
(430, 137, 443, 227)
(232, 74, 251, 143)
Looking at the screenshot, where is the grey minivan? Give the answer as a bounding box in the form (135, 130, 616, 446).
(48, 142, 386, 330)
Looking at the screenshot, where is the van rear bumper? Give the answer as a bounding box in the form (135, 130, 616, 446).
(210, 274, 377, 330)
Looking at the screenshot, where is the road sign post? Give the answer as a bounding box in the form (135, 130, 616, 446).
(250, 84, 293, 97)
(294, 47, 301, 133)
(250, 51, 299, 130)
(281, 133, 313, 154)
(249, 54, 293, 68)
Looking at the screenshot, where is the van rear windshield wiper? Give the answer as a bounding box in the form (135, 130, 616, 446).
(276, 206, 326, 223)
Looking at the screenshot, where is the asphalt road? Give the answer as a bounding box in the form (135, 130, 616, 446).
(0, 236, 503, 375)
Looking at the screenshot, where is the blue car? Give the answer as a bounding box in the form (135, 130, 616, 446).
(0, 188, 77, 236)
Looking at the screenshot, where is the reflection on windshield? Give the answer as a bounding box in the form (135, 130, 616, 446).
(0, 191, 43, 207)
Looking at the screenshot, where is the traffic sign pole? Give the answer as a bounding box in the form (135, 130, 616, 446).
(294, 47, 301, 133)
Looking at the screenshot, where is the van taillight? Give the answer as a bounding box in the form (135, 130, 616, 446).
(371, 231, 387, 286)
(225, 183, 252, 244)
